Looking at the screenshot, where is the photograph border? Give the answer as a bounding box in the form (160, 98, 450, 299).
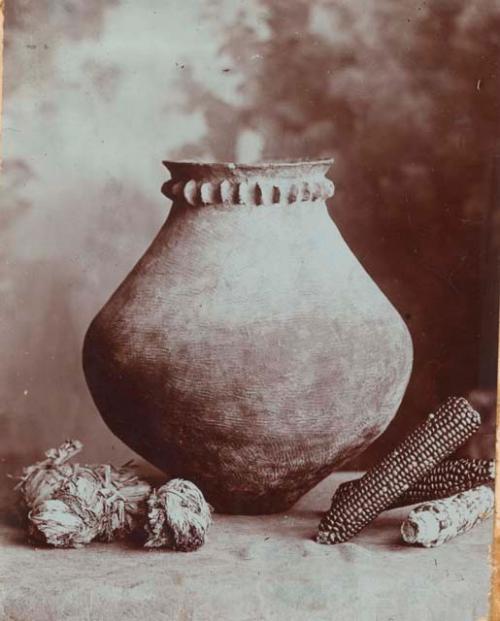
(0, 3, 498, 618)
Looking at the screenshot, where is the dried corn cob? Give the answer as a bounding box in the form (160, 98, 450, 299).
(401, 485, 494, 547)
(335, 458, 495, 510)
(317, 397, 481, 544)
(391, 458, 494, 507)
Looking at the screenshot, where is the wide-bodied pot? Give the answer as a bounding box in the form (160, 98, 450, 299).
(83, 159, 413, 514)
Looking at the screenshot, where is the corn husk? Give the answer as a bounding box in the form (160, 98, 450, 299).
(15, 442, 151, 548)
(95, 463, 152, 542)
(29, 468, 105, 548)
(14, 440, 83, 511)
(144, 479, 212, 551)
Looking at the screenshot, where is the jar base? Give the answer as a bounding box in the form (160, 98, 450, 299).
(207, 488, 305, 515)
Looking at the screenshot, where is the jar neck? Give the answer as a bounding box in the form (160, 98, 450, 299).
(161, 159, 335, 208)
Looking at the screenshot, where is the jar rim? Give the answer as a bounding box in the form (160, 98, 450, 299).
(163, 157, 333, 167)
(163, 159, 334, 185)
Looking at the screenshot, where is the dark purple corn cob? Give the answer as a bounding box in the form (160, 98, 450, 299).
(317, 397, 481, 544)
(390, 457, 494, 507)
(335, 458, 495, 510)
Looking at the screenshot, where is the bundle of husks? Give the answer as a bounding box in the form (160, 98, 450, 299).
(317, 397, 493, 546)
(14, 442, 152, 548)
(14, 442, 212, 551)
(145, 479, 213, 552)
(15, 439, 84, 512)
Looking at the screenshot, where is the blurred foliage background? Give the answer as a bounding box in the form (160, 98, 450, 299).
(2, 0, 499, 471)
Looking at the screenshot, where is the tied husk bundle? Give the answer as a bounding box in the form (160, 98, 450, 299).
(15, 439, 84, 512)
(29, 467, 105, 548)
(145, 479, 213, 552)
(14, 441, 151, 548)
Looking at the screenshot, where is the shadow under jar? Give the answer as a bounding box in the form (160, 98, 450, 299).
(82, 158, 413, 514)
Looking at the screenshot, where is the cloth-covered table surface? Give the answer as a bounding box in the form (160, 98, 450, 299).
(0, 471, 493, 621)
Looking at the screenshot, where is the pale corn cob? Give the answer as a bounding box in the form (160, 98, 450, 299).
(401, 485, 494, 547)
(335, 458, 495, 510)
(317, 397, 481, 544)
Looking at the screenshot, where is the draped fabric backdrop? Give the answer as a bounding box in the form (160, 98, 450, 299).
(2, 0, 499, 471)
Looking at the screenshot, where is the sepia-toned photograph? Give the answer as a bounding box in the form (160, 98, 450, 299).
(1, 1, 499, 619)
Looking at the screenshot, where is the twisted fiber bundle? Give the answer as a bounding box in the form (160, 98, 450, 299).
(317, 397, 481, 544)
(29, 467, 106, 548)
(94, 463, 152, 542)
(145, 479, 213, 552)
(28, 462, 151, 548)
(14, 440, 83, 511)
(15, 441, 151, 548)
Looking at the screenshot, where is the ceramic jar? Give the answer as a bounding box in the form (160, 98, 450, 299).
(83, 159, 413, 513)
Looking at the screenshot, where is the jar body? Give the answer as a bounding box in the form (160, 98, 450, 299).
(83, 160, 413, 513)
